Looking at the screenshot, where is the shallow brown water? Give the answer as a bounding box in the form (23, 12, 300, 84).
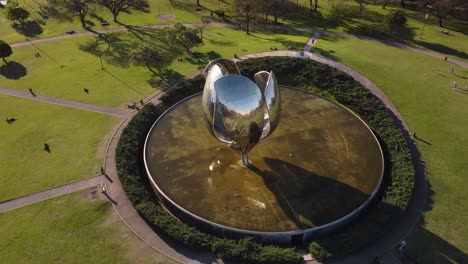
(145, 87, 383, 232)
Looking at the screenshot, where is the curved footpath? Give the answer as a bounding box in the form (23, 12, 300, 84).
(103, 51, 427, 264)
(9, 22, 468, 69)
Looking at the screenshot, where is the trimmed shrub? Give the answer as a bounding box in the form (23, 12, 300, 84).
(309, 241, 332, 261)
(116, 57, 415, 263)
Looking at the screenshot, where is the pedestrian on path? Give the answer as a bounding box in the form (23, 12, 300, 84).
(452, 81, 457, 89)
(28, 88, 36, 97)
(451, 67, 454, 75)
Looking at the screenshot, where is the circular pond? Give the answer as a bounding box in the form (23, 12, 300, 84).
(144, 87, 384, 243)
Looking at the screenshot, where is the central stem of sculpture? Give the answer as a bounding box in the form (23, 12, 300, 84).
(202, 59, 281, 166)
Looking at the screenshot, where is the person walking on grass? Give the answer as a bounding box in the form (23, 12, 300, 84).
(452, 81, 457, 89)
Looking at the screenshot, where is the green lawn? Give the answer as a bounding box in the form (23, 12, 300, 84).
(2, 1, 466, 64)
(0, 0, 224, 43)
(313, 35, 468, 263)
(0, 95, 118, 201)
(0, 190, 174, 264)
(272, 2, 468, 63)
(1, 26, 308, 107)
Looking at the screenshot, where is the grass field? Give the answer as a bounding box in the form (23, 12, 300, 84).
(0, 0, 224, 43)
(0, 190, 175, 264)
(282, 2, 468, 63)
(313, 36, 468, 263)
(0, 95, 118, 201)
(2, 1, 466, 64)
(1, 26, 308, 107)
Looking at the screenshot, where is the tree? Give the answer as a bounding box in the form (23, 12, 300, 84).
(167, 23, 203, 54)
(47, 0, 95, 29)
(0, 41, 13, 64)
(198, 17, 211, 39)
(383, 9, 407, 33)
(324, 0, 357, 22)
(381, 0, 390, 9)
(233, 0, 260, 34)
(421, 0, 468, 27)
(97, 0, 149, 22)
(261, 0, 291, 22)
(314, 0, 319, 12)
(356, 0, 366, 15)
(6, 6, 30, 22)
(129, 43, 161, 74)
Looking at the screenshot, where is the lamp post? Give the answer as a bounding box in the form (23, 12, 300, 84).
(95, 35, 104, 70)
(157, 0, 161, 17)
(420, 13, 429, 39)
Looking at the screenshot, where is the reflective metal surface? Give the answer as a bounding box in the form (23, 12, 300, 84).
(203, 59, 281, 166)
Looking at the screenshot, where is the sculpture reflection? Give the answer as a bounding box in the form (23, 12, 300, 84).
(202, 58, 281, 166)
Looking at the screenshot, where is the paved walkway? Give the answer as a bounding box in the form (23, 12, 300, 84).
(0, 87, 129, 117)
(8, 22, 468, 69)
(304, 32, 321, 52)
(0, 175, 104, 213)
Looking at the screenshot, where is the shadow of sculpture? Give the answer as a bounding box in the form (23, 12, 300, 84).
(249, 158, 371, 230)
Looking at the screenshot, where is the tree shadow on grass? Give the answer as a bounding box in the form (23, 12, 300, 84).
(147, 69, 184, 90)
(248, 33, 308, 50)
(12, 21, 44, 38)
(0, 62, 27, 79)
(79, 30, 181, 69)
(412, 40, 468, 60)
(184, 51, 222, 68)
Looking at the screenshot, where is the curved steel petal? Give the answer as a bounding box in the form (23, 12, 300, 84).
(203, 58, 240, 78)
(202, 59, 240, 137)
(254, 71, 270, 95)
(260, 71, 281, 141)
(213, 75, 265, 155)
(201, 59, 281, 166)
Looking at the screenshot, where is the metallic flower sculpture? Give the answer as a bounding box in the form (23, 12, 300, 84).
(202, 58, 281, 166)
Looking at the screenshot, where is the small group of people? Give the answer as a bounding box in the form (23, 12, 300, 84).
(34, 52, 41, 58)
(451, 81, 468, 91)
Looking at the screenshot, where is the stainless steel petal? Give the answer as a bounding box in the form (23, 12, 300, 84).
(254, 71, 270, 95)
(213, 75, 265, 154)
(202, 59, 241, 137)
(260, 71, 281, 141)
(203, 58, 240, 78)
